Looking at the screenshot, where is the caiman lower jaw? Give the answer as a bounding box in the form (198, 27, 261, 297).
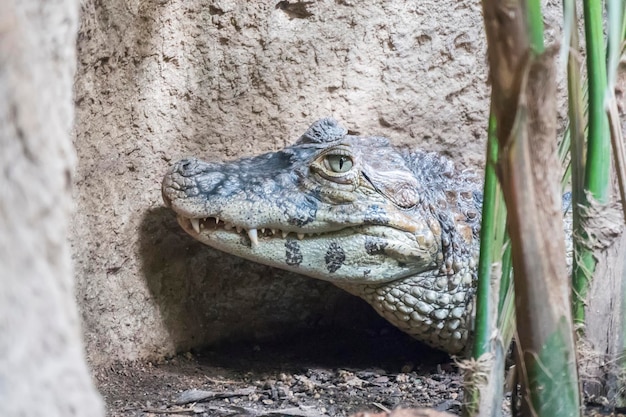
(176, 213, 439, 285)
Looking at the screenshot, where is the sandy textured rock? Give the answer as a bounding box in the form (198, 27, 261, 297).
(72, 0, 559, 365)
(0, 0, 103, 415)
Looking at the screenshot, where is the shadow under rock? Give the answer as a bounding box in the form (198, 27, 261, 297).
(138, 207, 440, 368)
(200, 325, 451, 375)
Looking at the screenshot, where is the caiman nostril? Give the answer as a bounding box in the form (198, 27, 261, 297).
(176, 158, 197, 175)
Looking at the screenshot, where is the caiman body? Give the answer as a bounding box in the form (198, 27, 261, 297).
(162, 119, 482, 354)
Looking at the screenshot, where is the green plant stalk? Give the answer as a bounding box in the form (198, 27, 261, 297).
(525, 0, 545, 53)
(526, 318, 581, 416)
(497, 257, 515, 345)
(582, 0, 610, 201)
(606, 0, 625, 91)
(605, 2, 626, 405)
(481, 1, 580, 415)
(559, 0, 584, 185)
(473, 113, 500, 357)
(503, 103, 581, 417)
(508, 2, 581, 412)
(502, 103, 581, 417)
(464, 110, 509, 417)
(565, 0, 589, 328)
(572, 0, 611, 326)
(560, 82, 589, 189)
(606, 0, 626, 222)
(522, 5, 579, 414)
(497, 243, 512, 314)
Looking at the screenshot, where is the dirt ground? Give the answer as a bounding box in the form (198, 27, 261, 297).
(97, 325, 626, 417)
(97, 324, 468, 417)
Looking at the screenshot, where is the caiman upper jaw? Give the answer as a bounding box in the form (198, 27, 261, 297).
(162, 154, 430, 244)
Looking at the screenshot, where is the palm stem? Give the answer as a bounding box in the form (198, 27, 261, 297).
(473, 113, 500, 357)
(572, 0, 611, 327)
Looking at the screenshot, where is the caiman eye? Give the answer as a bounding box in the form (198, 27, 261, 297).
(325, 155, 353, 173)
(310, 147, 357, 187)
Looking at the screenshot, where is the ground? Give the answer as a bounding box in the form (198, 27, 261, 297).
(97, 326, 626, 417)
(97, 325, 466, 417)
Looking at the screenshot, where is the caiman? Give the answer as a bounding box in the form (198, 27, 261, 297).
(162, 118, 483, 354)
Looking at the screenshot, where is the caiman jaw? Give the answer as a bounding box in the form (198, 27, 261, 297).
(175, 211, 440, 287)
(176, 214, 428, 250)
(178, 215, 324, 248)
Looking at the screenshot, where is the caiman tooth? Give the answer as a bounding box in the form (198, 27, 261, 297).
(260, 228, 266, 234)
(297, 233, 304, 240)
(248, 229, 259, 248)
(281, 230, 289, 238)
(271, 228, 277, 235)
(190, 218, 200, 234)
(236, 226, 242, 233)
(215, 216, 220, 225)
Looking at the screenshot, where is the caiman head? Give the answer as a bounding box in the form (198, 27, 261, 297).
(162, 118, 482, 353)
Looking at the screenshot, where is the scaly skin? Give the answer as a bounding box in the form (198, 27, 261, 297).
(162, 118, 482, 354)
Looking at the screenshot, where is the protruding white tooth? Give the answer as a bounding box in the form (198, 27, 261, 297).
(224, 223, 233, 230)
(271, 228, 277, 235)
(281, 230, 289, 238)
(261, 228, 266, 234)
(190, 218, 200, 234)
(215, 216, 219, 225)
(297, 233, 304, 240)
(248, 228, 259, 248)
(236, 226, 242, 233)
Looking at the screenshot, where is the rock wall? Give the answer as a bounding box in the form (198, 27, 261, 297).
(73, 0, 494, 365)
(0, 0, 103, 415)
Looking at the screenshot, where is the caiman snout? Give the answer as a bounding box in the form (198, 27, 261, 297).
(162, 159, 197, 209)
(162, 157, 229, 209)
(162, 158, 194, 207)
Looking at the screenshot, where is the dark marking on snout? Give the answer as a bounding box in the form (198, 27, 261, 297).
(325, 242, 345, 273)
(285, 240, 303, 266)
(364, 238, 388, 255)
